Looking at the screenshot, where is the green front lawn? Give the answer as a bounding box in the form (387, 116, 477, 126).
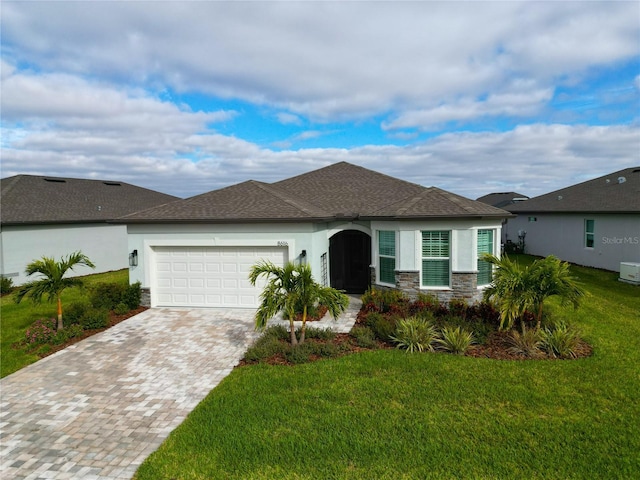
(136, 258, 640, 479)
(0, 269, 128, 378)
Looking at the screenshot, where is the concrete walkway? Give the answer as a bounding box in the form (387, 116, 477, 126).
(0, 298, 360, 480)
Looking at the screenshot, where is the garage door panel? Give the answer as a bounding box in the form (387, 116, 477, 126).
(154, 246, 286, 308)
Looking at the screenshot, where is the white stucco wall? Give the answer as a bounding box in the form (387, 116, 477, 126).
(0, 223, 128, 285)
(127, 218, 504, 299)
(127, 223, 327, 290)
(505, 213, 640, 272)
(370, 218, 503, 290)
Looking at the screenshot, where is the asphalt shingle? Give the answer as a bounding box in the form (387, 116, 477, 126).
(120, 162, 511, 223)
(507, 167, 640, 213)
(1, 175, 178, 225)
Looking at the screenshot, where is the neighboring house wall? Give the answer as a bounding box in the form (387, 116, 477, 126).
(0, 224, 128, 285)
(506, 213, 640, 272)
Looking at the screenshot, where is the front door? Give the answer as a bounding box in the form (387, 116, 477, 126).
(329, 230, 371, 294)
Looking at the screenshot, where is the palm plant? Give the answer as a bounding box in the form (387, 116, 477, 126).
(249, 261, 349, 345)
(482, 254, 585, 331)
(15, 251, 95, 330)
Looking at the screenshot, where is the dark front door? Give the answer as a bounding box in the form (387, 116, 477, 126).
(329, 230, 371, 294)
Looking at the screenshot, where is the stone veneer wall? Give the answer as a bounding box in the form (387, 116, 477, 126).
(369, 267, 482, 303)
(140, 288, 151, 307)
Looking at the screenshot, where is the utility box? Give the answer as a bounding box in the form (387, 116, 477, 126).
(619, 262, 640, 285)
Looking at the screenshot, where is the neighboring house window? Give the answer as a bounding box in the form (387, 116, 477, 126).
(477, 229, 494, 286)
(585, 219, 595, 248)
(421, 231, 450, 287)
(378, 231, 396, 284)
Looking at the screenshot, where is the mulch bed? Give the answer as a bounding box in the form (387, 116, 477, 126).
(17, 306, 148, 359)
(241, 329, 592, 366)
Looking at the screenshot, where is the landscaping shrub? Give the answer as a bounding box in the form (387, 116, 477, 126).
(368, 314, 399, 342)
(90, 281, 141, 311)
(25, 318, 57, 345)
(123, 282, 142, 309)
(51, 324, 84, 345)
(467, 301, 501, 328)
(284, 343, 313, 364)
(298, 327, 336, 341)
(1, 276, 14, 294)
(91, 282, 127, 310)
(540, 321, 581, 359)
(80, 308, 109, 330)
(64, 301, 92, 326)
(244, 336, 287, 363)
(448, 298, 468, 319)
(391, 317, 439, 353)
(361, 287, 409, 314)
(350, 326, 377, 348)
(507, 327, 543, 358)
(264, 324, 290, 341)
(438, 325, 475, 355)
(114, 302, 130, 315)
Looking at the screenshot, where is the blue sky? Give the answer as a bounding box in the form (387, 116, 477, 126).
(1, 1, 639, 199)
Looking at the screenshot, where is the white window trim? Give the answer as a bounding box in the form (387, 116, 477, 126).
(377, 230, 396, 286)
(584, 219, 595, 249)
(419, 230, 451, 289)
(476, 228, 496, 289)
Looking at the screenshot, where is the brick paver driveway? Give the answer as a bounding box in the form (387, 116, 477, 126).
(0, 308, 260, 479)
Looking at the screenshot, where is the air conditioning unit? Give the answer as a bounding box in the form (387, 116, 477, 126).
(619, 262, 640, 285)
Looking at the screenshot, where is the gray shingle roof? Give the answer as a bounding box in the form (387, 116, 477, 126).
(476, 192, 529, 208)
(121, 162, 511, 223)
(507, 167, 640, 213)
(119, 180, 329, 223)
(1, 175, 178, 225)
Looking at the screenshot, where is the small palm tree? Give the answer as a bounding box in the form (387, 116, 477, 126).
(15, 251, 95, 330)
(483, 254, 585, 331)
(249, 261, 349, 345)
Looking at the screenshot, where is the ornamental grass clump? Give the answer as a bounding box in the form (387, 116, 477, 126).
(540, 321, 581, 359)
(506, 327, 543, 358)
(391, 317, 439, 353)
(437, 325, 475, 355)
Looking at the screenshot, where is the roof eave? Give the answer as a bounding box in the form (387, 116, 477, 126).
(112, 216, 335, 225)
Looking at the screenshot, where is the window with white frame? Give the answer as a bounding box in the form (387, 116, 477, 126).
(421, 231, 450, 287)
(585, 219, 595, 248)
(477, 229, 494, 286)
(378, 230, 396, 284)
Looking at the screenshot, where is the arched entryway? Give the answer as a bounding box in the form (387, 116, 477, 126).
(329, 230, 371, 294)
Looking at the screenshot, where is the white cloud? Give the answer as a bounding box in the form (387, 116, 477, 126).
(275, 112, 302, 126)
(383, 87, 554, 131)
(3, 2, 637, 122)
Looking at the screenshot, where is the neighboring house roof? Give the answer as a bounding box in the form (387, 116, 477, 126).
(476, 192, 529, 208)
(121, 162, 510, 223)
(507, 167, 640, 214)
(1, 175, 179, 226)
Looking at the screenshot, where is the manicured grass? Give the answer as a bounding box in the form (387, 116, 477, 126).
(0, 269, 128, 378)
(136, 258, 640, 479)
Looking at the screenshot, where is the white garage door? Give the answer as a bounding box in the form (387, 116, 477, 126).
(154, 246, 287, 308)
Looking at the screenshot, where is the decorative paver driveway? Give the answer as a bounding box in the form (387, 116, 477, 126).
(0, 308, 260, 480)
(0, 298, 360, 480)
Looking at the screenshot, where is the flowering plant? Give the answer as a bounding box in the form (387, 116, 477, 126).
(25, 318, 57, 345)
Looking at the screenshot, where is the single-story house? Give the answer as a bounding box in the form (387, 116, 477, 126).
(476, 192, 530, 209)
(119, 162, 511, 308)
(505, 167, 640, 272)
(1, 175, 178, 285)
(476, 192, 529, 247)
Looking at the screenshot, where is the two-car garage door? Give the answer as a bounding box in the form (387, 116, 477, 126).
(154, 246, 287, 308)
